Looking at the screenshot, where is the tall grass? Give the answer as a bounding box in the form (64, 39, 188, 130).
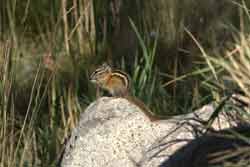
(0, 41, 86, 166)
(182, 2, 250, 165)
(128, 19, 175, 115)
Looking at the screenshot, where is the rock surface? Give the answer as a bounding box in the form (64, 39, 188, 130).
(60, 97, 237, 167)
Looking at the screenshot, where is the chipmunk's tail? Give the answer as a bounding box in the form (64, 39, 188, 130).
(124, 96, 161, 121)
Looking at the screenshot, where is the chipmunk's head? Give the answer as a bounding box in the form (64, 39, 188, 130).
(90, 63, 112, 84)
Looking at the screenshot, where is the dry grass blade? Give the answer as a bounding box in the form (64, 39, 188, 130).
(62, 0, 70, 56)
(208, 146, 250, 164)
(223, 35, 250, 98)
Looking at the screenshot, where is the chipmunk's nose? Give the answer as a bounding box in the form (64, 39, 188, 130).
(90, 79, 97, 83)
(89, 75, 96, 82)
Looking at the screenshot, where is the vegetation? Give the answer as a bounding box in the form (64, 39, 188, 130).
(0, 0, 250, 166)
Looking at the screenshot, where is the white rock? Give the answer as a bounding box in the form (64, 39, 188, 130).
(60, 97, 236, 167)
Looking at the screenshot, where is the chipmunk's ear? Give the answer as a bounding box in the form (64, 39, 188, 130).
(101, 62, 109, 67)
(101, 62, 112, 72)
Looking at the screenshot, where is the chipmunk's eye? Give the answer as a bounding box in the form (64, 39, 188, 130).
(90, 69, 104, 79)
(90, 70, 99, 79)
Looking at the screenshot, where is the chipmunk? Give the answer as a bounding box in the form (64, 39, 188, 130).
(90, 63, 164, 121)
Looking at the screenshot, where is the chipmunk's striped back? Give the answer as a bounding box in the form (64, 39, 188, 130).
(111, 70, 130, 90)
